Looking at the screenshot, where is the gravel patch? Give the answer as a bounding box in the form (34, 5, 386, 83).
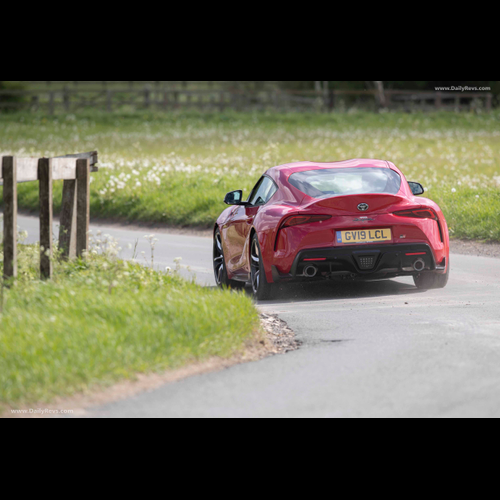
(450, 239, 500, 259)
(260, 313, 300, 354)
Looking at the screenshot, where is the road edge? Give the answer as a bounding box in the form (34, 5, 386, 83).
(1, 314, 299, 418)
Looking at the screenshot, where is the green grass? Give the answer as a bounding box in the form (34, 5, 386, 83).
(1, 110, 499, 240)
(0, 240, 259, 411)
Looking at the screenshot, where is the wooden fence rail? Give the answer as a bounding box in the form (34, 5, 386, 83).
(1, 151, 98, 281)
(0, 88, 494, 113)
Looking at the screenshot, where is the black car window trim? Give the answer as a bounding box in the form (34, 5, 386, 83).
(248, 175, 278, 207)
(247, 177, 264, 204)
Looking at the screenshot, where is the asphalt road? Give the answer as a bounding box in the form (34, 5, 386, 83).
(17, 215, 500, 417)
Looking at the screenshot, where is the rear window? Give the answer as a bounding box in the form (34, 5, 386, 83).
(289, 167, 401, 199)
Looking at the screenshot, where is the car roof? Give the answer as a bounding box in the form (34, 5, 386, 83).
(267, 159, 391, 179)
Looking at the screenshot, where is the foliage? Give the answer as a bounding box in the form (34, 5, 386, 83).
(0, 231, 259, 410)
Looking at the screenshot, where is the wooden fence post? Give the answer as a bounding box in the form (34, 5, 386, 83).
(59, 180, 77, 260)
(106, 91, 113, 112)
(486, 93, 492, 112)
(385, 90, 392, 109)
(2, 156, 18, 280)
(436, 91, 442, 110)
(49, 91, 55, 115)
(63, 86, 70, 112)
(38, 158, 53, 279)
(76, 158, 90, 258)
(328, 89, 334, 112)
(32, 95, 40, 111)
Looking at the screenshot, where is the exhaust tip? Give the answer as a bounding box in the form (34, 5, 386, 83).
(413, 259, 425, 272)
(304, 265, 318, 277)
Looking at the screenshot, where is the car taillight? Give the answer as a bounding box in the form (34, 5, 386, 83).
(393, 208, 438, 220)
(281, 215, 332, 228)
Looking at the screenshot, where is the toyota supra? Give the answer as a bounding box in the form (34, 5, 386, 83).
(214, 159, 449, 299)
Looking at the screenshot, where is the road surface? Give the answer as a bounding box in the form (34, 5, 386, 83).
(16, 215, 500, 417)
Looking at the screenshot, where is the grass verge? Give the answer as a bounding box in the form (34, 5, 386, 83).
(0, 239, 259, 413)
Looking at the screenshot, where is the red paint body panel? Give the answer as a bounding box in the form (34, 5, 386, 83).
(216, 159, 450, 284)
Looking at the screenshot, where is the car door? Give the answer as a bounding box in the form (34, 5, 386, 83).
(226, 176, 277, 277)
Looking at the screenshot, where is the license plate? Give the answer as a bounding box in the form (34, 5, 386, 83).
(336, 228, 392, 245)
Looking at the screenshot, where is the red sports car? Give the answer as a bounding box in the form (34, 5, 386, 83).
(214, 159, 450, 299)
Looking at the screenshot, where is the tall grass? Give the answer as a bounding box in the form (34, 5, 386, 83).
(0, 236, 259, 410)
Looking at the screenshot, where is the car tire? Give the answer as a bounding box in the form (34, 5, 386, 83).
(250, 233, 274, 300)
(213, 228, 245, 290)
(413, 259, 450, 289)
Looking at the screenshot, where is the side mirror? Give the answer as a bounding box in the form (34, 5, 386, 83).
(224, 190, 244, 205)
(409, 182, 425, 196)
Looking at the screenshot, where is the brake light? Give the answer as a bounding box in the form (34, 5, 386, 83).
(281, 215, 331, 228)
(393, 208, 438, 220)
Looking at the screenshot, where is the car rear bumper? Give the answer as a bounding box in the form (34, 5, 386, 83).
(272, 243, 439, 282)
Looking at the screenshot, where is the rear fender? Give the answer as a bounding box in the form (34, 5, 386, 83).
(253, 205, 300, 284)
